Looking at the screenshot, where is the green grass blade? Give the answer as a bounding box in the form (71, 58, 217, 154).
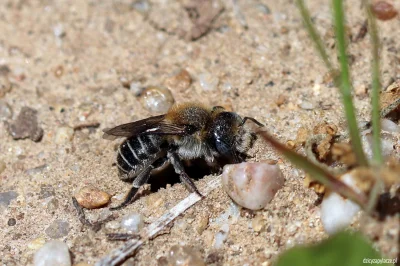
(365, 1, 383, 165)
(332, 0, 369, 166)
(259, 131, 368, 207)
(296, 0, 334, 72)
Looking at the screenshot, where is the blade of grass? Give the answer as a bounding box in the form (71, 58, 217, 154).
(259, 131, 368, 208)
(365, 1, 383, 165)
(332, 0, 369, 166)
(296, 0, 334, 72)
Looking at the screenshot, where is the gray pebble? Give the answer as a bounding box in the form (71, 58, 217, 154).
(132, 0, 150, 13)
(45, 220, 70, 239)
(8, 218, 16, 226)
(39, 185, 55, 199)
(26, 164, 48, 176)
(6, 107, 43, 142)
(0, 191, 18, 207)
(255, 4, 271, 14)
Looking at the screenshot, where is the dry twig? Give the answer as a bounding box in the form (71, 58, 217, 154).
(95, 177, 221, 266)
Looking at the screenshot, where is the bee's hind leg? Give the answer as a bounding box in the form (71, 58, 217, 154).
(167, 151, 203, 198)
(110, 157, 169, 210)
(110, 167, 153, 211)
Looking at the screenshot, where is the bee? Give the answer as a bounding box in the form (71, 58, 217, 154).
(103, 102, 263, 210)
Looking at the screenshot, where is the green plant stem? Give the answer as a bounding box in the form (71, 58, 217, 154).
(332, 0, 369, 167)
(296, 0, 334, 72)
(365, 1, 383, 165)
(259, 131, 369, 208)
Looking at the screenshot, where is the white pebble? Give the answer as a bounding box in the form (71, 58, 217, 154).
(139, 86, 174, 114)
(300, 101, 314, 110)
(364, 131, 396, 158)
(198, 72, 219, 91)
(55, 127, 74, 144)
(381, 119, 400, 133)
(320, 173, 361, 235)
(168, 245, 205, 266)
(120, 213, 144, 233)
(214, 223, 229, 249)
(221, 162, 285, 210)
(129, 81, 143, 96)
(34, 240, 71, 266)
(53, 24, 65, 38)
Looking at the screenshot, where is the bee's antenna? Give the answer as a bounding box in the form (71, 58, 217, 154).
(240, 117, 264, 127)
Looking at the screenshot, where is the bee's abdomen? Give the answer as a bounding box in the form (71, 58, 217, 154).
(116, 135, 163, 180)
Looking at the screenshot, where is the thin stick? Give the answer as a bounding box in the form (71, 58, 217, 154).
(95, 177, 221, 266)
(258, 131, 368, 208)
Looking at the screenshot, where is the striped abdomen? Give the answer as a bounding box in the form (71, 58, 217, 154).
(116, 135, 163, 180)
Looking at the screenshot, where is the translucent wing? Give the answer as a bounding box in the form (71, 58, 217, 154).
(102, 115, 189, 140)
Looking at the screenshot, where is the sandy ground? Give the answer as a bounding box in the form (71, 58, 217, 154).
(1, 0, 399, 265)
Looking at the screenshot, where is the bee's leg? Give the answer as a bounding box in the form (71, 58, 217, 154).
(110, 157, 168, 210)
(110, 166, 154, 211)
(167, 151, 203, 198)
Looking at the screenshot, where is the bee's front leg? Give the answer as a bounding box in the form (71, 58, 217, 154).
(167, 151, 203, 198)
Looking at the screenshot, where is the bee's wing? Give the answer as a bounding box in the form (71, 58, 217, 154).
(102, 115, 188, 140)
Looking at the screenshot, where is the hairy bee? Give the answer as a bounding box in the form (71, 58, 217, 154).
(103, 102, 263, 210)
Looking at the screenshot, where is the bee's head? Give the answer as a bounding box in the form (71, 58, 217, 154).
(209, 108, 263, 163)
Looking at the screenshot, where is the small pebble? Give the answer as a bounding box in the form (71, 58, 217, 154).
(129, 81, 143, 96)
(0, 75, 12, 98)
(45, 220, 70, 239)
(371, 1, 397, 21)
(132, 0, 150, 13)
(381, 119, 400, 133)
(46, 198, 59, 213)
(34, 240, 71, 266)
(0, 101, 12, 120)
(222, 162, 285, 210)
(139, 86, 174, 114)
(167, 245, 205, 266)
(164, 69, 192, 92)
(255, 3, 271, 14)
(105, 220, 120, 230)
(195, 214, 209, 234)
(0, 191, 18, 207)
(300, 101, 314, 110)
(198, 72, 219, 91)
(28, 237, 46, 250)
(120, 213, 144, 233)
(251, 215, 265, 232)
(55, 127, 74, 144)
(74, 186, 110, 209)
(53, 24, 66, 38)
(355, 84, 367, 97)
(214, 224, 229, 249)
(26, 164, 48, 176)
(7, 107, 43, 142)
(8, 218, 16, 226)
(0, 160, 6, 174)
(39, 184, 55, 199)
(320, 173, 361, 235)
